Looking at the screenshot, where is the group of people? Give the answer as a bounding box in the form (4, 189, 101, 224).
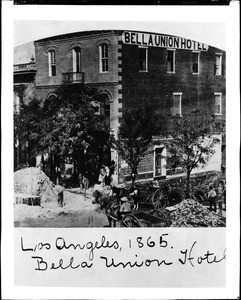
(92, 161, 116, 205)
(93, 161, 140, 221)
(208, 180, 226, 215)
(98, 161, 115, 186)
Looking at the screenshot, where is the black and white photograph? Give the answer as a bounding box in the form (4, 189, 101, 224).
(2, 1, 240, 298)
(13, 22, 227, 229)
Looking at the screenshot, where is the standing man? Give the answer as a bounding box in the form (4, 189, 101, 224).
(208, 185, 217, 213)
(216, 183, 224, 215)
(78, 173, 83, 190)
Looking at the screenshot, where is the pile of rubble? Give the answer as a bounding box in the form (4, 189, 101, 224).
(14, 167, 64, 207)
(170, 199, 225, 227)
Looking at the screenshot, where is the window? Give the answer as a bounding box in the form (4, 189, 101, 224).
(48, 50, 56, 77)
(166, 149, 183, 176)
(139, 47, 148, 72)
(215, 54, 222, 75)
(167, 49, 175, 73)
(172, 92, 182, 116)
(154, 146, 165, 177)
(192, 52, 200, 74)
(100, 95, 110, 118)
(104, 98, 110, 118)
(93, 94, 110, 124)
(73, 47, 81, 73)
(214, 93, 222, 115)
(99, 44, 109, 73)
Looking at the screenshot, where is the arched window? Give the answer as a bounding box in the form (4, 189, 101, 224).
(48, 50, 56, 77)
(99, 43, 109, 73)
(97, 94, 111, 124)
(103, 95, 110, 118)
(72, 47, 81, 73)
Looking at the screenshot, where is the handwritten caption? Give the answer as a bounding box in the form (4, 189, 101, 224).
(20, 234, 226, 271)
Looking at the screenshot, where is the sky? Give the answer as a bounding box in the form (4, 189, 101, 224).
(14, 20, 226, 50)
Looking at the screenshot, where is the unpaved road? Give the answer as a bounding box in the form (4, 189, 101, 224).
(14, 189, 110, 228)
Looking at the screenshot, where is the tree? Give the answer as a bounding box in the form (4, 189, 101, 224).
(14, 98, 42, 170)
(165, 114, 220, 198)
(38, 84, 110, 183)
(111, 103, 167, 188)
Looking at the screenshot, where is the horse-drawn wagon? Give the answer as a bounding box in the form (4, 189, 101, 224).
(103, 182, 176, 227)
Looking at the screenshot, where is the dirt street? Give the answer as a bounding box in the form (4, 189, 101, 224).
(14, 189, 110, 227)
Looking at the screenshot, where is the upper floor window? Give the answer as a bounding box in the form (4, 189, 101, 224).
(167, 49, 175, 73)
(99, 44, 109, 73)
(214, 93, 222, 115)
(73, 47, 81, 73)
(192, 52, 200, 74)
(48, 50, 56, 77)
(172, 92, 182, 116)
(215, 54, 222, 76)
(139, 47, 148, 72)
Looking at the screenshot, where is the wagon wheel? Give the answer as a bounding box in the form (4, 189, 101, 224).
(152, 209, 172, 227)
(152, 188, 168, 209)
(121, 214, 141, 227)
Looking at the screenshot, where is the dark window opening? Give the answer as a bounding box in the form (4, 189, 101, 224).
(51, 65, 56, 76)
(99, 94, 110, 124)
(192, 52, 199, 74)
(167, 50, 175, 73)
(139, 48, 147, 71)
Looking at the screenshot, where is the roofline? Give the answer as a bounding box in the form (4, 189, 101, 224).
(34, 30, 123, 44)
(33, 29, 225, 52)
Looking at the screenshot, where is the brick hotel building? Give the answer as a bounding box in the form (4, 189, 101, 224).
(14, 30, 226, 183)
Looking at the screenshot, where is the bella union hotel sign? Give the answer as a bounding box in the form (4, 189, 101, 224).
(122, 31, 209, 51)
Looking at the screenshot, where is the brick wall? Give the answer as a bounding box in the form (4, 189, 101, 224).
(31, 31, 226, 186)
(121, 43, 226, 119)
(121, 151, 154, 176)
(34, 33, 121, 135)
(34, 33, 120, 100)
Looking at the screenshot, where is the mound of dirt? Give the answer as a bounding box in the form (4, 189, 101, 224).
(170, 198, 226, 227)
(14, 167, 64, 207)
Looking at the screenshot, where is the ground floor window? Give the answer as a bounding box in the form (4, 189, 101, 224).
(154, 146, 166, 177)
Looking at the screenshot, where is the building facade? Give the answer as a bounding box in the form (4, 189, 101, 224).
(30, 30, 226, 182)
(14, 43, 37, 169)
(14, 42, 36, 109)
